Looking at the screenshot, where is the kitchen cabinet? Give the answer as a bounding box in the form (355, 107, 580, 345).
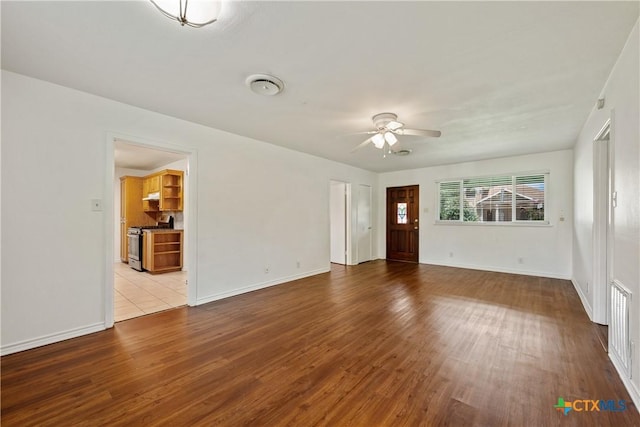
(120, 176, 155, 262)
(143, 229, 183, 273)
(143, 169, 183, 212)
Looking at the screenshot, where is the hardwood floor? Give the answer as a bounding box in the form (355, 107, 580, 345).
(2, 261, 638, 426)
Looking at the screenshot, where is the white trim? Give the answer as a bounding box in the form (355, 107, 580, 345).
(423, 260, 571, 280)
(592, 118, 612, 325)
(434, 220, 551, 227)
(195, 268, 329, 306)
(1, 323, 105, 356)
(571, 278, 594, 321)
(104, 134, 116, 328)
(609, 352, 640, 413)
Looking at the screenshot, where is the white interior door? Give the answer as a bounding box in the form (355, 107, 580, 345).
(330, 181, 347, 264)
(357, 184, 372, 263)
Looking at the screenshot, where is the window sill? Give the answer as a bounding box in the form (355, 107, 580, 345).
(434, 221, 552, 227)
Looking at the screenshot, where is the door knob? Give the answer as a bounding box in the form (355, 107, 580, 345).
(414, 227, 419, 230)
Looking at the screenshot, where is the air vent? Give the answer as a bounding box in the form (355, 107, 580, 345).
(393, 149, 412, 156)
(246, 74, 284, 96)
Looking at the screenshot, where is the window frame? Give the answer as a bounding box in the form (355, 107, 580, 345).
(436, 172, 549, 226)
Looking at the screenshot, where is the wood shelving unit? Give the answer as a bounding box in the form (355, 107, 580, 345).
(143, 169, 183, 212)
(143, 230, 183, 274)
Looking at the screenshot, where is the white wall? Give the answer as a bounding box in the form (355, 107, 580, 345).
(0, 70, 377, 354)
(378, 150, 574, 279)
(573, 19, 640, 403)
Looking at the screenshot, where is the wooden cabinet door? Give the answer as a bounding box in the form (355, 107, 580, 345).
(149, 175, 160, 194)
(120, 176, 155, 262)
(386, 185, 419, 263)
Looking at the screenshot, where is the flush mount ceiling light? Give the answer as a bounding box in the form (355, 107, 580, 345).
(150, 0, 221, 28)
(245, 74, 284, 96)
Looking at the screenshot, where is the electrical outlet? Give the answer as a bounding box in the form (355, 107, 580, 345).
(449, 252, 453, 258)
(264, 267, 269, 274)
(296, 261, 300, 268)
(518, 257, 523, 264)
(586, 282, 589, 293)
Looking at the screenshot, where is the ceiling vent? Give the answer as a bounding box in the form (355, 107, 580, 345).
(246, 74, 284, 96)
(392, 149, 413, 156)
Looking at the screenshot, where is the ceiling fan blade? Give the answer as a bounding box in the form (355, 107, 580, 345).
(351, 137, 373, 153)
(339, 130, 378, 137)
(398, 128, 442, 138)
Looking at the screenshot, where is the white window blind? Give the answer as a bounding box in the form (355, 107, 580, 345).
(438, 173, 547, 223)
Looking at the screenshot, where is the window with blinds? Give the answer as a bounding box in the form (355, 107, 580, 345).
(437, 173, 547, 223)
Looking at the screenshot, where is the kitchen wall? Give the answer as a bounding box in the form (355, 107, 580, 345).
(377, 150, 574, 279)
(1, 70, 378, 354)
(573, 19, 639, 404)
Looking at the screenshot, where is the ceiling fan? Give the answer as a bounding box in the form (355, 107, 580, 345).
(351, 112, 441, 154)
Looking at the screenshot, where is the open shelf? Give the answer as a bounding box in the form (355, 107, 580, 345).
(143, 230, 183, 274)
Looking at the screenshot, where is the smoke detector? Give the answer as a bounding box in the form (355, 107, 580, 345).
(246, 74, 284, 96)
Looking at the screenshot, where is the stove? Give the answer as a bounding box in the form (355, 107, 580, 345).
(127, 225, 173, 271)
(130, 225, 172, 230)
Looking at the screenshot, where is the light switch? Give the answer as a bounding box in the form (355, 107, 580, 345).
(91, 199, 103, 211)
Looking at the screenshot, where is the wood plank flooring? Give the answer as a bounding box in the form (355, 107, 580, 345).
(2, 261, 639, 426)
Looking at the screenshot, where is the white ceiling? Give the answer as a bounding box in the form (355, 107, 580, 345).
(2, 1, 638, 173)
(114, 140, 186, 170)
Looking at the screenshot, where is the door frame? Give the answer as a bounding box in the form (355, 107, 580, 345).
(593, 116, 613, 325)
(104, 132, 198, 328)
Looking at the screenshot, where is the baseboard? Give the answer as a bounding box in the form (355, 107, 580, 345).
(570, 278, 594, 321)
(609, 351, 640, 414)
(196, 267, 330, 306)
(423, 259, 571, 280)
(1, 322, 105, 356)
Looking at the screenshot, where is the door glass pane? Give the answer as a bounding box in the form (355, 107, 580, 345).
(397, 203, 407, 224)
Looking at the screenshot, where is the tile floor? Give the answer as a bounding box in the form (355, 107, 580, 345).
(114, 262, 187, 322)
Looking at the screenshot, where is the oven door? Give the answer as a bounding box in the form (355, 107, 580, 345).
(127, 231, 143, 271)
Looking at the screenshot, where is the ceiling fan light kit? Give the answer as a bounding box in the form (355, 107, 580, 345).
(384, 132, 398, 145)
(371, 133, 385, 148)
(150, 0, 221, 28)
(351, 112, 441, 155)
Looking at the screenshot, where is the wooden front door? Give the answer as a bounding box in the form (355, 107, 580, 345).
(386, 185, 419, 262)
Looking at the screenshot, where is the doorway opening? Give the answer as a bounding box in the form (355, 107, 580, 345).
(330, 181, 350, 265)
(110, 138, 193, 323)
(386, 185, 419, 263)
